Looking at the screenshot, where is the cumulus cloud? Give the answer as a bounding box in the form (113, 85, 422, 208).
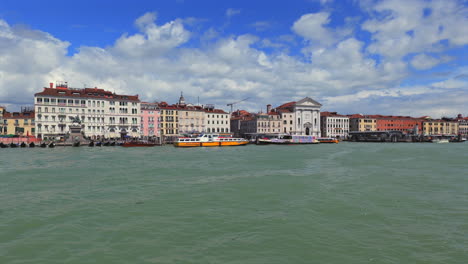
(362, 0, 468, 59)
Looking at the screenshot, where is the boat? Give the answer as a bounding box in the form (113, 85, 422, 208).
(317, 137, 339, 143)
(103, 141, 110, 146)
(0, 143, 8, 148)
(48, 142, 55, 148)
(110, 142, 116, 146)
(174, 134, 249, 147)
(121, 141, 158, 147)
(88, 141, 95, 147)
(73, 142, 80, 147)
(257, 135, 319, 145)
(29, 142, 35, 148)
(431, 138, 449, 143)
(20, 142, 27, 148)
(9, 143, 18, 148)
(40, 142, 47, 148)
(95, 142, 102, 147)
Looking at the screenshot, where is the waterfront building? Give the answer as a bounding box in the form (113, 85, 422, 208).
(34, 82, 141, 140)
(140, 102, 160, 138)
(255, 109, 282, 134)
(230, 110, 252, 137)
(176, 93, 205, 135)
(370, 115, 425, 133)
(204, 105, 230, 133)
(348, 114, 377, 132)
(0, 106, 5, 134)
(456, 114, 468, 137)
(422, 119, 458, 135)
(158, 102, 179, 137)
(320, 112, 349, 139)
(275, 97, 322, 137)
(0, 108, 35, 136)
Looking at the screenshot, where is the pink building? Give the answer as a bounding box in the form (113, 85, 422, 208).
(140, 102, 160, 138)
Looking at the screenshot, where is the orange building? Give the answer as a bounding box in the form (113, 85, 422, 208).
(369, 115, 426, 134)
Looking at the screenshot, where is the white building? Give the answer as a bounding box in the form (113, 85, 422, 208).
(204, 105, 230, 133)
(34, 83, 141, 140)
(320, 112, 350, 139)
(275, 97, 322, 137)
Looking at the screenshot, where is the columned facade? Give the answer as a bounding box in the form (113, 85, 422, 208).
(34, 83, 141, 140)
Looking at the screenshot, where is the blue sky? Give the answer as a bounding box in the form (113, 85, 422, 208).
(0, 0, 467, 117)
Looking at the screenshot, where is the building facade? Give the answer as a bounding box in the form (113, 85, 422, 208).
(158, 102, 179, 137)
(372, 115, 424, 133)
(1, 109, 35, 136)
(456, 114, 468, 137)
(140, 102, 160, 138)
(34, 82, 141, 140)
(320, 112, 349, 138)
(422, 119, 459, 135)
(275, 97, 322, 137)
(349, 114, 377, 132)
(204, 105, 230, 133)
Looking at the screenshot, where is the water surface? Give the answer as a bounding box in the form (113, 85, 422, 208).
(1, 143, 467, 263)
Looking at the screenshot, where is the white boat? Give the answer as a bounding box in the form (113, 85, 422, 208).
(257, 135, 319, 145)
(431, 138, 449, 143)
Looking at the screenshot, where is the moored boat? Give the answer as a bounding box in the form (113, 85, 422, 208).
(431, 138, 449, 143)
(257, 135, 319, 145)
(121, 141, 158, 147)
(317, 137, 339, 143)
(174, 134, 249, 147)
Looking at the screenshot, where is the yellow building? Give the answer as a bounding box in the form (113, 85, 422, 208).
(1, 110, 35, 136)
(159, 103, 179, 137)
(422, 120, 458, 135)
(349, 114, 377, 132)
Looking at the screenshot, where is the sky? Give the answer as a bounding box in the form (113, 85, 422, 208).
(0, 0, 467, 117)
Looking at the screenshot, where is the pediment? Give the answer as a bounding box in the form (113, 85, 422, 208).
(296, 97, 322, 107)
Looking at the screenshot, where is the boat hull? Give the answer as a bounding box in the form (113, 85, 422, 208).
(121, 142, 158, 147)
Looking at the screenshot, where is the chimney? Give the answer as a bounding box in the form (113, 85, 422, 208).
(50, 83, 54, 89)
(266, 104, 272, 113)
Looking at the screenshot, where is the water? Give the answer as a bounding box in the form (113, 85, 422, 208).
(1, 143, 467, 263)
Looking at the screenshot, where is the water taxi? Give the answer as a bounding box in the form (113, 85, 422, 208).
(174, 134, 249, 147)
(317, 137, 339, 143)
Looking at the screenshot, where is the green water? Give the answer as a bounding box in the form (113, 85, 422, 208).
(0, 143, 467, 263)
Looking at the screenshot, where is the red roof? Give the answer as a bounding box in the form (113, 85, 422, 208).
(35, 87, 140, 101)
(3, 111, 35, 119)
(321, 111, 347, 117)
(276, 101, 296, 109)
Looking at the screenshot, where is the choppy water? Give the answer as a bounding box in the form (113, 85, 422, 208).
(0, 143, 467, 263)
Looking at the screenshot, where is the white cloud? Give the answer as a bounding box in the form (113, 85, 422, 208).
(410, 53, 440, 70)
(112, 12, 190, 58)
(362, 0, 468, 59)
(292, 12, 334, 46)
